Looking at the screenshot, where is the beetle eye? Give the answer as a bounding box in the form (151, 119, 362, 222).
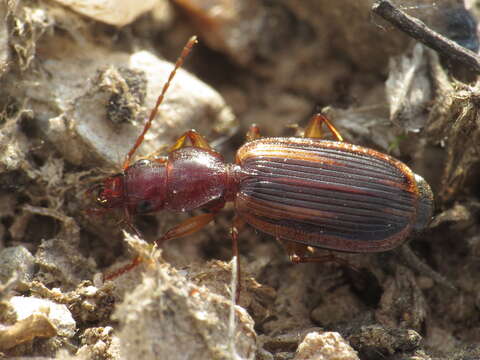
(137, 200, 153, 213)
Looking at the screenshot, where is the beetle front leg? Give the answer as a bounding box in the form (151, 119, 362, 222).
(169, 130, 214, 152)
(304, 113, 344, 141)
(104, 212, 217, 281)
(156, 212, 217, 245)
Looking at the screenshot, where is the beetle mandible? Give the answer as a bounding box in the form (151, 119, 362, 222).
(91, 36, 434, 276)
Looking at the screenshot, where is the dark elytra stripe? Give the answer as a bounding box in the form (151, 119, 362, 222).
(242, 194, 405, 233)
(246, 179, 414, 213)
(237, 189, 410, 241)
(237, 140, 416, 243)
(246, 158, 411, 199)
(245, 181, 412, 223)
(243, 147, 406, 185)
(250, 157, 401, 182)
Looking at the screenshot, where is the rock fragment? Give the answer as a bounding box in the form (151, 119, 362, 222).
(114, 253, 256, 360)
(0, 246, 35, 291)
(52, 0, 158, 26)
(294, 331, 359, 360)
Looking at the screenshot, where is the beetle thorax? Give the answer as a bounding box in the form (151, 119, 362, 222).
(165, 147, 229, 212)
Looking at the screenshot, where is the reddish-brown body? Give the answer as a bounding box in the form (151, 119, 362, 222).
(105, 136, 433, 254)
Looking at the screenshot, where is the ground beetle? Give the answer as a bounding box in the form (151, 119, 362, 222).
(90, 36, 434, 276)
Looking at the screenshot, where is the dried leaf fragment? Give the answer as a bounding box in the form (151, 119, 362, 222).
(386, 43, 432, 132)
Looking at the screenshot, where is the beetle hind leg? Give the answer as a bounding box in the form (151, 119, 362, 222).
(280, 239, 337, 265)
(279, 238, 358, 271)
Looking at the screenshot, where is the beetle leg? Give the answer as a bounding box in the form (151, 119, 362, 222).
(246, 124, 261, 142)
(204, 198, 227, 213)
(304, 113, 344, 141)
(280, 239, 357, 270)
(105, 211, 217, 281)
(103, 209, 146, 281)
(156, 212, 217, 245)
(123, 207, 142, 236)
(169, 130, 213, 152)
(104, 256, 143, 281)
(280, 239, 315, 263)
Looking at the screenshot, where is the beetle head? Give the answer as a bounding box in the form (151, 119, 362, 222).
(89, 174, 125, 210)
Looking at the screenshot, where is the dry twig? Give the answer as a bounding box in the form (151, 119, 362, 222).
(372, 0, 480, 73)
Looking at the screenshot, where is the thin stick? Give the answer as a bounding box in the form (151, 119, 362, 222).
(123, 36, 198, 170)
(399, 244, 456, 291)
(371, 0, 480, 73)
(228, 255, 242, 360)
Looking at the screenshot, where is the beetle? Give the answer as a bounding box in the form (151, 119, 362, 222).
(91, 36, 434, 276)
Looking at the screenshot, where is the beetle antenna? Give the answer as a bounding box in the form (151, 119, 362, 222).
(123, 36, 198, 170)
